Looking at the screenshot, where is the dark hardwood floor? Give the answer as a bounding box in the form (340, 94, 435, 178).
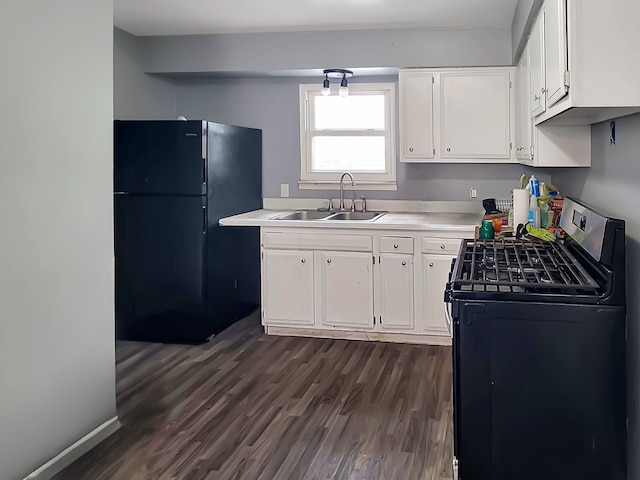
(55, 312, 453, 480)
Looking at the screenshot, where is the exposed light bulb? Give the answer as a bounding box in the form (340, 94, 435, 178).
(322, 76, 331, 96)
(339, 75, 349, 97)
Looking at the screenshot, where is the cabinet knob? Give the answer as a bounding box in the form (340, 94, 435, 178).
(429, 262, 434, 267)
(402, 261, 407, 266)
(440, 245, 446, 250)
(446, 147, 451, 152)
(394, 244, 399, 249)
(301, 258, 306, 264)
(409, 147, 414, 152)
(534, 95, 541, 101)
(327, 259, 332, 264)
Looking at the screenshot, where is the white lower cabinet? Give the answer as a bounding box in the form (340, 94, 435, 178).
(262, 250, 315, 326)
(379, 253, 414, 331)
(423, 254, 456, 336)
(261, 228, 468, 344)
(317, 251, 374, 330)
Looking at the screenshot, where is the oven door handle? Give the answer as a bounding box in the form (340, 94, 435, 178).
(444, 300, 453, 337)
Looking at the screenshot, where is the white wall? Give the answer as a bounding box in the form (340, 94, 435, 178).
(510, 0, 543, 63)
(0, 2, 116, 479)
(552, 113, 640, 479)
(114, 27, 176, 119)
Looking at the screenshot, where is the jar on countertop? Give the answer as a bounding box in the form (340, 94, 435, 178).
(479, 219, 495, 239)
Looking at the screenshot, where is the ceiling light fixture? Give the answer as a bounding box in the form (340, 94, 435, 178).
(322, 74, 330, 96)
(322, 69, 353, 97)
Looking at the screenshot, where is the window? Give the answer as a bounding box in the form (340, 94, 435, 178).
(299, 83, 396, 189)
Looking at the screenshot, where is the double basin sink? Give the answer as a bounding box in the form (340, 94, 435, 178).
(272, 210, 386, 222)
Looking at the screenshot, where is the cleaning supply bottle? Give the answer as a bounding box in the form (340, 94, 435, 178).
(529, 175, 540, 197)
(529, 193, 540, 228)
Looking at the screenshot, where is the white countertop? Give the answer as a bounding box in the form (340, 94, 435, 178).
(219, 209, 482, 233)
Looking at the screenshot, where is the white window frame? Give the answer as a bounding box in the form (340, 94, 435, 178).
(298, 83, 397, 190)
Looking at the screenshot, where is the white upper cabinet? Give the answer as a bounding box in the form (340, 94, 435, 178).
(516, 31, 591, 167)
(439, 71, 512, 160)
(399, 67, 515, 163)
(529, 12, 546, 117)
(543, 0, 569, 108)
(515, 50, 532, 161)
(529, 0, 640, 125)
(399, 71, 434, 161)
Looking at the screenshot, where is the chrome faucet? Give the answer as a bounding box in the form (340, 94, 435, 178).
(339, 172, 356, 211)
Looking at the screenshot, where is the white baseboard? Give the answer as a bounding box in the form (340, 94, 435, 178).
(24, 416, 121, 480)
(266, 326, 452, 346)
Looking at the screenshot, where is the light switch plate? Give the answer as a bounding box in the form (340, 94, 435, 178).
(280, 183, 290, 198)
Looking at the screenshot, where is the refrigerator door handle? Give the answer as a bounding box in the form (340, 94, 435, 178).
(202, 205, 207, 234)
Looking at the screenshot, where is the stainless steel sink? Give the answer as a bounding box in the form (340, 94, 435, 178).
(272, 210, 333, 220)
(326, 211, 386, 221)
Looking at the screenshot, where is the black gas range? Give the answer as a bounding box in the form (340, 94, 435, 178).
(445, 197, 626, 480)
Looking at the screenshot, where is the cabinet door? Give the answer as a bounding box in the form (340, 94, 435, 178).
(515, 56, 526, 159)
(423, 254, 455, 336)
(529, 12, 547, 117)
(522, 47, 533, 160)
(517, 46, 533, 164)
(317, 251, 374, 330)
(544, 0, 569, 108)
(399, 72, 435, 161)
(440, 71, 512, 159)
(263, 250, 315, 326)
(379, 253, 414, 331)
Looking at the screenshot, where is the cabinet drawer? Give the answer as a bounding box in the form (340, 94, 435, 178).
(380, 236, 414, 254)
(422, 237, 461, 255)
(263, 232, 372, 252)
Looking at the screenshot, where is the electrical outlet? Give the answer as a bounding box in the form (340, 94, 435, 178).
(470, 187, 478, 199)
(280, 183, 290, 197)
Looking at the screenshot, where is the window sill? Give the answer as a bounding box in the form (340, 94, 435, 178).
(298, 180, 397, 191)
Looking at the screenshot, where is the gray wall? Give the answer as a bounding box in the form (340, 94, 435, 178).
(175, 76, 548, 201)
(114, 27, 176, 119)
(552, 113, 640, 479)
(141, 26, 513, 75)
(511, 0, 544, 63)
(0, 1, 116, 479)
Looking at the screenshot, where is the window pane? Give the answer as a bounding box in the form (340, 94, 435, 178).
(312, 136, 386, 171)
(314, 95, 385, 130)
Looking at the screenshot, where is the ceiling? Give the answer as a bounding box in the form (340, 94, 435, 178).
(114, 0, 520, 36)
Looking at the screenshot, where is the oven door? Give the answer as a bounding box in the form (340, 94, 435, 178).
(454, 300, 626, 480)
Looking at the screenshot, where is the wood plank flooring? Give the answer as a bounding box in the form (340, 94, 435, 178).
(54, 312, 453, 480)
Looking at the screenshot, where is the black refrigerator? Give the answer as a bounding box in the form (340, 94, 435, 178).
(114, 120, 262, 343)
